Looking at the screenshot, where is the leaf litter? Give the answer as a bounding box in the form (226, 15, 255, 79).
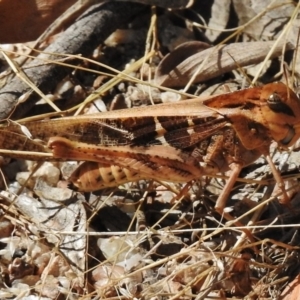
(0, 1, 300, 299)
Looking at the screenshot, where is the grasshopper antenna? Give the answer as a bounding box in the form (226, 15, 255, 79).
(283, 64, 291, 101)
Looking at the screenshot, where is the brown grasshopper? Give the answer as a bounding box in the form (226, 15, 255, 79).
(1, 82, 300, 213)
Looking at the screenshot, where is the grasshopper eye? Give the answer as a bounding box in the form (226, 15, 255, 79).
(268, 92, 281, 104)
(267, 92, 295, 117)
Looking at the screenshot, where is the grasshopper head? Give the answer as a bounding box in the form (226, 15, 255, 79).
(261, 82, 300, 147)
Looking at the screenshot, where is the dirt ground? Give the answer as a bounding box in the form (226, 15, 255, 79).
(0, 1, 300, 299)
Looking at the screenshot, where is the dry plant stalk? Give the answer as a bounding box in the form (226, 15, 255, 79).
(0, 82, 299, 213)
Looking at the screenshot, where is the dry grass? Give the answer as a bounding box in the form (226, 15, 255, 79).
(0, 1, 300, 299)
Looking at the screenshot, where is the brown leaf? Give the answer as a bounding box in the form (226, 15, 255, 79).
(155, 41, 294, 87)
(232, 0, 295, 40)
(205, 0, 231, 42)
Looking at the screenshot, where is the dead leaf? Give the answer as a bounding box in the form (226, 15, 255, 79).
(155, 41, 294, 87)
(205, 0, 231, 42)
(232, 0, 295, 40)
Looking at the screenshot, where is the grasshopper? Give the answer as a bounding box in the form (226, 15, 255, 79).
(1, 82, 300, 213)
